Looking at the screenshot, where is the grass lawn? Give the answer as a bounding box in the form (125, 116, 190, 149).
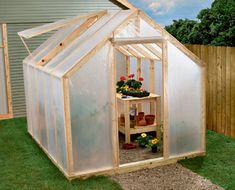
(179, 130, 235, 190)
(0, 118, 122, 190)
(0, 118, 235, 190)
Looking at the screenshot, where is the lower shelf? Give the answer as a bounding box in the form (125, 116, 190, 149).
(119, 123, 157, 135)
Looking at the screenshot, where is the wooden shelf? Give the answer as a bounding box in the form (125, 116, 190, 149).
(119, 123, 157, 135)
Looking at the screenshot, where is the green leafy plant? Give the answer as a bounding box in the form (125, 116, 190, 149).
(146, 138, 159, 148)
(135, 133, 153, 148)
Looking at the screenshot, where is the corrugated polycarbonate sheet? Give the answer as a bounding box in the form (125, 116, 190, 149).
(69, 43, 113, 173)
(168, 41, 202, 156)
(52, 78, 68, 171)
(52, 10, 134, 77)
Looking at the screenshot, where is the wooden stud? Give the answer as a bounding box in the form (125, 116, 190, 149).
(62, 77, 74, 175)
(38, 14, 105, 66)
(137, 57, 142, 112)
(2, 24, 13, 118)
(112, 36, 165, 46)
(124, 101, 131, 143)
(131, 44, 159, 60)
(156, 97, 161, 140)
(115, 46, 132, 57)
(121, 45, 142, 58)
(110, 44, 119, 167)
(115, 0, 137, 10)
(162, 41, 169, 159)
(149, 60, 155, 114)
(143, 44, 162, 60)
(126, 56, 130, 75)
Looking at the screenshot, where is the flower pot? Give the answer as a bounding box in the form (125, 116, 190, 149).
(145, 115, 155, 125)
(138, 112, 145, 119)
(138, 118, 147, 126)
(151, 146, 158, 153)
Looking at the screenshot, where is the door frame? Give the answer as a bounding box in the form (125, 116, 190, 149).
(0, 23, 13, 120)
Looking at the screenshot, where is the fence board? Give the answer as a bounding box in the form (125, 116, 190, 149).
(185, 44, 235, 138)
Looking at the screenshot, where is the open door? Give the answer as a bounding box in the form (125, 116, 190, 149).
(0, 24, 12, 119)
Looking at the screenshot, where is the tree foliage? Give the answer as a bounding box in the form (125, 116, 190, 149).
(165, 0, 235, 46)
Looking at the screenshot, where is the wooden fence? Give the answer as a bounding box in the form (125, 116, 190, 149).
(185, 45, 235, 138)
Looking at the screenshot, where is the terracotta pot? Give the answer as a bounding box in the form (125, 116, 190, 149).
(145, 114, 155, 125)
(138, 112, 145, 119)
(138, 118, 147, 126)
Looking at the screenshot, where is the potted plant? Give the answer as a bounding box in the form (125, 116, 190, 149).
(135, 133, 152, 148)
(147, 138, 159, 153)
(116, 74, 150, 97)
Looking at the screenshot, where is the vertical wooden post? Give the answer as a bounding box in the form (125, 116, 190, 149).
(162, 41, 169, 159)
(137, 57, 142, 112)
(2, 24, 13, 117)
(149, 59, 155, 114)
(156, 97, 161, 140)
(124, 101, 131, 143)
(110, 44, 119, 167)
(62, 77, 73, 175)
(126, 56, 130, 76)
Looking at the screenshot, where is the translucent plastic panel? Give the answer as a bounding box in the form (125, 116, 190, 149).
(43, 73, 57, 160)
(168, 41, 202, 156)
(52, 78, 68, 171)
(23, 64, 33, 134)
(115, 19, 138, 38)
(0, 26, 8, 114)
(69, 43, 113, 173)
(115, 50, 126, 81)
(139, 18, 161, 37)
(130, 57, 137, 76)
(38, 70, 48, 150)
(52, 10, 134, 77)
(45, 12, 115, 72)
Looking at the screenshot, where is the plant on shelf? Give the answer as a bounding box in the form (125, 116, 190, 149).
(116, 74, 150, 97)
(135, 133, 153, 148)
(147, 138, 159, 153)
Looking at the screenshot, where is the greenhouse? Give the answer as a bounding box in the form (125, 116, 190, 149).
(18, 9, 206, 179)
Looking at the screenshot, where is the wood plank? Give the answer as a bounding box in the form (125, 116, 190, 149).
(221, 47, 226, 134)
(110, 44, 119, 167)
(216, 46, 222, 134)
(162, 41, 169, 158)
(121, 45, 142, 58)
(137, 57, 142, 111)
(149, 60, 155, 114)
(62, 77, 74, 175)
(231, 47, 235, 138)
(131, 44, 159, 60)
(2, 24, 13, 118)
(126, 56, 130, 75)
(116, 46, 132, 57)
(225, 47, 231, 136)
(143, 44, 162, 60)
(38, 15, 104, 66)
(112, 36, 165, 46)
(119, 124, 157, 134)
(124, 101, 131, 143)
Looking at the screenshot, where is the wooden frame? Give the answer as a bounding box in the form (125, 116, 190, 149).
(0, 24, 13, 120)
(20, 9, 206, 180)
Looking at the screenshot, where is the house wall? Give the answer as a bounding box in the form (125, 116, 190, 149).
(0, 0, 126, 117)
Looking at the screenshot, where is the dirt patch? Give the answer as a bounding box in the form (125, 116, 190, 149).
(112, 163, 223, 190)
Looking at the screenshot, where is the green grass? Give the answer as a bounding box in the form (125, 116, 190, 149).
(179, 130, 235, 190)
(1, 118, 235, 190)
(0, 118, 122, 190)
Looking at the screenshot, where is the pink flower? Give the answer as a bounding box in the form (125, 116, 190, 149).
(120, 76, 126, 81)
(139, 77, 144, 81)
(128, 74, 135, 78)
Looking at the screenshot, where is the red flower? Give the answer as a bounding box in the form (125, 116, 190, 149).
(120, 76, 126, 81)
(128, 74, 135, 78)
(139, 77, 144, 81)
